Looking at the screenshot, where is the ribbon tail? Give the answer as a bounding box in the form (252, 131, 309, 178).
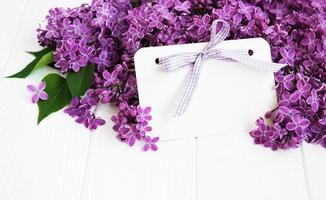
(221, 51, 286, 72)
(159, 53, 197, 72)
(175, 55, 204, 117)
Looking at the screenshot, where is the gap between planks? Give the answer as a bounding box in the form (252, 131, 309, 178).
(300, 145, 312, 200)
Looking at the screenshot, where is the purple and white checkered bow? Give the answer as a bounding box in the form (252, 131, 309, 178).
(158, 20, 285, 117)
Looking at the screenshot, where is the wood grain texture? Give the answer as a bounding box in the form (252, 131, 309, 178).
(0, 0, 325, 200)
(0, 0, 27, 72)
(79, 104, 196, 200)
(301, 144, 326, 200)
(197, 133, 309, 200)
(0, 79, 91, 200)
(0, 0, 92, 200)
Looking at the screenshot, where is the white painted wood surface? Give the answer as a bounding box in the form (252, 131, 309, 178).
(0, 1, 325, 200)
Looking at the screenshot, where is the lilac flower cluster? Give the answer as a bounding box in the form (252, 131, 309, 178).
(241, 0, 326, 150)
(64, 92, 105, 131)
(111, 103, 156, 149)
(37, 0, 326, 150)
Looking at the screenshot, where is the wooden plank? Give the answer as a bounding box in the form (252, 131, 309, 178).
(0, 0, 91, 200)
(0, 78, 92, 200)
(197, 133, 309, 200)
(0, 0, 27, 71)
(301, 143, 326, 200)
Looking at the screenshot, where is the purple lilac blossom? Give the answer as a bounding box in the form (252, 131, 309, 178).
(143, 136, 159, 151)
(37, 0, 326, 151)
(27, 82, 48, 103)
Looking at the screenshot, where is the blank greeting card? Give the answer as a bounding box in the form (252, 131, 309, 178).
(135, 23, 283, 140)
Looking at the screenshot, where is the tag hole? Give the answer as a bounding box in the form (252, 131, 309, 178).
(155, 58, 160, 64)
(248, 49, 254, 56)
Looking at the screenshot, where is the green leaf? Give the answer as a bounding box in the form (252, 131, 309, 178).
(7, 47, 54, 78)
(66, 64, 95, 97)
(26, 45, 55, 57)
(37, 73, 72, 124)
(26, 51, 39, 57)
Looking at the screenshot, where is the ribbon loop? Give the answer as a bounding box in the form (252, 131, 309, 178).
(158, 20, 286, 117)
(206, 20, 230, 50)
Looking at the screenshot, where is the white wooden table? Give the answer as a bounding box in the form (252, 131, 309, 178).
(0, 1, 325, 200)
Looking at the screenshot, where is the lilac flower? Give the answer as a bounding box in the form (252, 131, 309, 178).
(91, 15, 106, 27)
(238, 1, 254, 20)
(27, 82, 48, 103)
(136, 106, 152, 122)
(152, 4, 174, 20)
(86, 117, 105, 131)
(279, 48, 295, 67)
(279, 91, 291, 106)
(92, 51, 110, 72)
(69, 18, 83, 35)
(286, 115, 310, 134)
(240, 20, 255, 36)
(80, 89, 98, 106)
(99, 89, 113, 103)
(60, 18, 71, 33)
(95, 2, 111, 16)
(159, 0, 173, 8)
(215, 4, 233, 21)
(136, 121, 152, 136)
(250, 118, 278, 147)
(143, 136, 159, 151)
(307, 89, 319, 112)
(233, 13, 242, 25)
(279, 106, 300, 117)
(102, 70, 119, 87)
(275, 74, 295, 91)
(174, 1, 191, 13)
(301, 32, 316, 51)
(75, 109, 91, 124)
(269, 24, 288, 45)
(45, 24, 60, 39)
(316, 44, 326, 63)
(121, 125, 142, 147)
(64, 97, 81, 117)
(270, 123, 287, 139)
(149, 13, 164, 29)
(79, 38, 95, 59)
(194, 14, 211, 35)
(290, 81, 311, 102)
(270, 3, 288, 20)
(71, 55, 88, 72)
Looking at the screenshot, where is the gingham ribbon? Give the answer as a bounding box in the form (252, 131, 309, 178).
(158, 20, 285, 117)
